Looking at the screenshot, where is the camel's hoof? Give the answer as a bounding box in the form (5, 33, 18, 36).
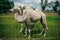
(24, 34, 27, 37)
(46, 27, 48, 31)
(19, 29, 23, 32)
(27, 36, 30, 40)
(20, 31, 22, 32)
(39, 31, 43, 36)
(43, 33, 46, 37)
(19, 30, 22, 32)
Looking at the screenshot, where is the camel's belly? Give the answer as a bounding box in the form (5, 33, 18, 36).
(30, 12, 41, 21)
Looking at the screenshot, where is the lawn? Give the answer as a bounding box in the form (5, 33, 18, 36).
(0, 12, 60, 40)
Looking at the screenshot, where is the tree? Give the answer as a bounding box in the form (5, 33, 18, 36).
(41, 0, 43, 11)
(44, 0, 48, 6)
(55, 1, 60, 6)
(41, 0, 48, 11)
(0, 0, 14, 14)
(41, 0, 43, 7)
(53, 1, 60, 12)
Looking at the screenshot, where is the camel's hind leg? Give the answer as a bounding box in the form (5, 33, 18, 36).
(40, 15, 48, 37)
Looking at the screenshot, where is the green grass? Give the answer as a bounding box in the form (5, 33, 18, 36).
(0, 13, 60, 40)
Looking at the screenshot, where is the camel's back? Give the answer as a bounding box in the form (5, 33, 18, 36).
(24, 7, 43, 21)
(29, 9, 42, 20)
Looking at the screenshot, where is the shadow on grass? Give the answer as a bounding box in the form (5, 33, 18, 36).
(31, 29, 42, 36)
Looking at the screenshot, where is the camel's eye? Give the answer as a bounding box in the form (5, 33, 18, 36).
(14, 9, 18, 13)
(14, 9, 17, 12)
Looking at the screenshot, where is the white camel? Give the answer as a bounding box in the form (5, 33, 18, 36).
(13, 5, 48, 39)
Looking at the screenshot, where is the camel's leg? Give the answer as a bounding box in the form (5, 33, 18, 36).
(24, 27, 27, 37)
(25, 19, 31, 39)
(40, 16, 48, 37)
(20, 23, 23, 32)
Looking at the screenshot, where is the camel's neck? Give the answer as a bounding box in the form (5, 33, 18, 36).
(14, 13, 26, 22)
(20, 9, 23, 16)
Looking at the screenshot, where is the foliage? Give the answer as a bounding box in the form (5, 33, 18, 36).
(0, 0, 14, 14)
(53, 1, 60, 12)
(41, 0, 48, 11)
(42, 5, 46, 11)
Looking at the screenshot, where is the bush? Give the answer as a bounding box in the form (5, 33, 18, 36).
(57, 10, 60, 15)
(0, 0, 14, 14)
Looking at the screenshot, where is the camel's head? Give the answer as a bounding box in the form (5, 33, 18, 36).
(19, 4, 26, 16)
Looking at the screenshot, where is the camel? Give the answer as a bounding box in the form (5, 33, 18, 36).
(13, 5, 48, 39)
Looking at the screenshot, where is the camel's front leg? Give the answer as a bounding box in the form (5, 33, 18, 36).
(20, 23, 23, 32)
(24, 27, 27, 37)
(25, 19, 31, 40)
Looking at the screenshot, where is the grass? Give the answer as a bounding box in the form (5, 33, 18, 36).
(0, 12, 60, 40)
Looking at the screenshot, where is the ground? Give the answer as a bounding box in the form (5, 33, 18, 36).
(0, 12, 60, 40)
